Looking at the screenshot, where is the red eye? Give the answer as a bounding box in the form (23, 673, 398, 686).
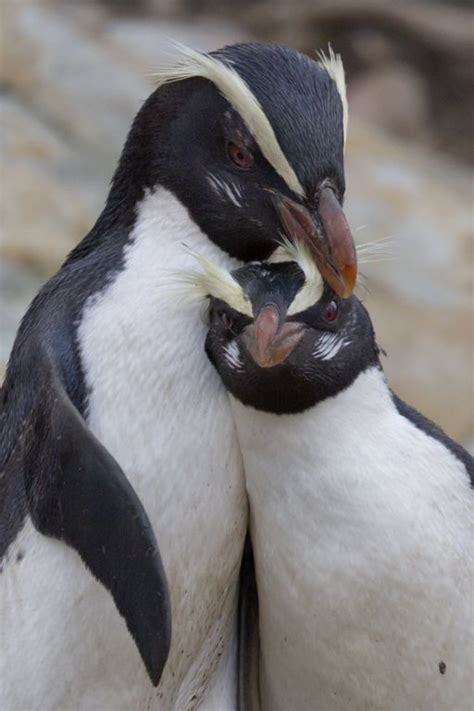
(221, 312, 233, 329)
(323, 300, 338, 322)
(227, 142, 254, 169)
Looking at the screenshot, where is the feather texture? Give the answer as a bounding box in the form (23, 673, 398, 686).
(317, 45, 348, 147)
(152, 42, 304, 197)
(277, 237, 324, 315)
(168, 237, 393, 317)
(169, 247, 253, 317)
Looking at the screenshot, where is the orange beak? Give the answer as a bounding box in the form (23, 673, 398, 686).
(276, 187, 357, 299)
(242, 305, 305, 368)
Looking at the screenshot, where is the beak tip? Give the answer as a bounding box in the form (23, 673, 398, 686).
(340, 262, 357, 299)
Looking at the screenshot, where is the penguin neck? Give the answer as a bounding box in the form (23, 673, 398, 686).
(231, 363, 469, 508)
(231, 364, 393, 489)
(78, 185, 243, 415)
(231, 365, 419, 502)
(125, 185, 242, 272)
(104, 85, 187, 228)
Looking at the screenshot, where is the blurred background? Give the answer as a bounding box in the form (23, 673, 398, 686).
(1, 0, 473, 447)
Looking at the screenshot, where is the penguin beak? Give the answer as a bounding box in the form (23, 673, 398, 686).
(275, 187, 357, 299)
(242, 305, 305, 368)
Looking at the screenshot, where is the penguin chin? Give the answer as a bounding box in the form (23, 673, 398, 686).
(217, 330, 319, 416)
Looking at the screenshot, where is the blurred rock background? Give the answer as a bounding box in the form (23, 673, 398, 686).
(1, 0, 473, 446)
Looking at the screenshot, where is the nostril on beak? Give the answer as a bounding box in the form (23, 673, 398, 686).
(243, 305, 305, 368)
(254, 305, 280, 363)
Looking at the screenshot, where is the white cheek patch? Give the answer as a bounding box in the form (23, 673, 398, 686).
(207, 174, 242, 208)
(313, 333, 351, 361)
(224, 341, 244, 371)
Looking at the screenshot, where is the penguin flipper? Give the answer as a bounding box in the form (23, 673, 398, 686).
(21, 369, 171, 686)
(238, 533, 261, 711)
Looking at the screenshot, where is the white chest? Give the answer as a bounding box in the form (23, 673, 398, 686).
(232, 367, 473, 711)
(1, 518, 148, 711)
(77, 189, 247, 707)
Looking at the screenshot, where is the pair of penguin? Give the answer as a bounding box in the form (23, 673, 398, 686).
(1, 42, 353, 710)
(0, 40, 471, 710)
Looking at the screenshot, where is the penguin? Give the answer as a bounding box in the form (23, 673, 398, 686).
(0, 43, 357, 710)
(198, 248, 473, 711)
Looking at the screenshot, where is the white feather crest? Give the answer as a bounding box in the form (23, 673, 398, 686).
(169, 248, 252, 317)
(152, 42, 304, 198)
(277, 237, 324, 315)
(317, 45, 348, 147)
(167, 239, 393, 319)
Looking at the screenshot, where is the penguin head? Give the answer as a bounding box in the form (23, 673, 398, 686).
(203, 258, 380, 414)
(108, 42, 356, 298)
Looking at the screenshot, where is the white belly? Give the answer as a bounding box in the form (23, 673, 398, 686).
(1, 518, 148, 711)
(1, 188, 247, 711)
(79, 189, 248, 708)
(232, 367, 473, 711)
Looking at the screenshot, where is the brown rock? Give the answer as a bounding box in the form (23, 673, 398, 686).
(349, 64, 429, 140)
(2, 1, 150, 160)
(1, 95, 103, 274)
(0, 261, 45, 368)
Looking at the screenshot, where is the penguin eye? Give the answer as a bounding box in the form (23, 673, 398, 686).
(323, 301, 338, 322)
(221, 312, 233, 329)
(227, 142, 254, 169)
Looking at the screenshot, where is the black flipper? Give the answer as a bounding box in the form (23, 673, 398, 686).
(20, 368, 171, 686)
(238, 533, 261, 711)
